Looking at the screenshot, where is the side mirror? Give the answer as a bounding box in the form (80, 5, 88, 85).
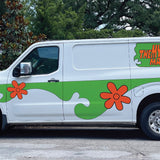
(13, 62, 32, 77)
(20, 62, 32, 75)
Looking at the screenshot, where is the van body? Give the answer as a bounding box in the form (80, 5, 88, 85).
(0, 37, 160, 139)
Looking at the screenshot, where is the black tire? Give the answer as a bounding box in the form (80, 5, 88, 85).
(140, 102, 160, 140)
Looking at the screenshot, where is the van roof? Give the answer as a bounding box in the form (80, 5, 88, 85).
(33, 37, 160, 46)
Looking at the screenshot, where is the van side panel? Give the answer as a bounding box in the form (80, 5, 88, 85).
(63, 42, 132, 122)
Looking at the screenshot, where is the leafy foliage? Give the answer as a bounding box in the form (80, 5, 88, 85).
(84, 0, 160, 36)
(23, 0, 147, 40)
(112, 29, 145, 38)
(75, 29, 145, 39)
(25, 0, 85, 40)
(127, 0, 160, 36)
(0, 0, 6, 20)
(75, 29, 113, 39)
(0, 0, 46, 70)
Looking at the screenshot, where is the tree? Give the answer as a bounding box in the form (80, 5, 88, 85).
(62, 0, 86, 11)
(75, 29, 113, 39)
(83, 0, 160, 36)
(128, 0, 160, 36)
(75, 28, 145, 39)
(23, 0, 148, 39)
(0, 0, 6, 19)
(112, 29, 145, 38)
(0, 0, 46, 70)
(84, 0, 131, 29)
(24, 0, 85, 40)
(0, 0, 6, 43)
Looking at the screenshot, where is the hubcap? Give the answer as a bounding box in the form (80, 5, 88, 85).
(149, 110, 160, 134)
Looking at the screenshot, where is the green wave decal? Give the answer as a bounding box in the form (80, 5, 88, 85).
(0, 78, 160, 119)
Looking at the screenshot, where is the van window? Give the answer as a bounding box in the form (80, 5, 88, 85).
(22, 46, 59, 75)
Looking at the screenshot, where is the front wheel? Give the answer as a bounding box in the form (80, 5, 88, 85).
(140, 102, 160, 140)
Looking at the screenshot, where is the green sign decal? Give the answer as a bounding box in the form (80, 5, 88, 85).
(134, 43, 160, 67)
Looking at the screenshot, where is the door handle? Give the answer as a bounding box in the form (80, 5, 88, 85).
(48, 78, 59, 82)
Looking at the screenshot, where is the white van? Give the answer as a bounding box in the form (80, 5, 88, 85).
(0, 37, 160, 139)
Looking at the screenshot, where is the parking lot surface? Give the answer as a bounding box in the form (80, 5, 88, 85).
(0, 126, 160, 160)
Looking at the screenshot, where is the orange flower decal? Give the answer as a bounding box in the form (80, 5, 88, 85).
(7, 80, 28, 100)
(100, 82, 131, 111)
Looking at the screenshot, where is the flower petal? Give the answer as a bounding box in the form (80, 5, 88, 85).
(115, 100, 123, 110)
(19, 82, 26, 90)
(100, 92, 112, 99)
(12, 80, 19, 88)
(117, 85, 128, 96)
(7, 87, 15, 92)
(17, 93, 22, 99)
(107, 82, 117, 94)
(21, 90, 28, 95)
(120, 96, 131, 104)
(10, 92, 17, 98)
(104, 99, 114, 109)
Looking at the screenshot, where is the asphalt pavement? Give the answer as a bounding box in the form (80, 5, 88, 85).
(0, 126, 160, 160)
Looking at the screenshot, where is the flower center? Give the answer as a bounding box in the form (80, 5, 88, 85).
(16, 88, 20, 92)
(113, 93, 120, 100)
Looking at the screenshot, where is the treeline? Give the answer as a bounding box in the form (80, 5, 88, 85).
(0, 0, 160, 70)
(21, 0, 160, 39)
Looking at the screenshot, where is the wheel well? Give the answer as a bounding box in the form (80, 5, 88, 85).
(137, 93, 160, 126)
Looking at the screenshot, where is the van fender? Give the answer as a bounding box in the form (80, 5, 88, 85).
(132, 82, 160, 122)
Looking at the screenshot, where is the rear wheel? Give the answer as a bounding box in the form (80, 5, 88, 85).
(140, 102, 160, 140)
